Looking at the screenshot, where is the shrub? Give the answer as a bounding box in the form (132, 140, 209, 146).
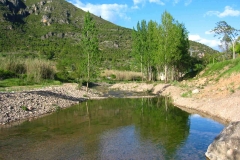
(0, 69, 16, 80)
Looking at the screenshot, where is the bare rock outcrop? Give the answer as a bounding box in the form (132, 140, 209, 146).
(206, 121, 240, 160)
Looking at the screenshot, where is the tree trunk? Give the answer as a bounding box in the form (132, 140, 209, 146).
(141, 55, 143, 81)
(87, 52, 89, 92)
(164, 64, 168, 83)
(232, 41, 236, 59)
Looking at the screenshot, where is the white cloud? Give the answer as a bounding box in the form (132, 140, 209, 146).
(173, 0, 192, 6)
(133, 0, 146, 5)
(69, 0, 130, 23)
(205, 6, 240, 18)
(133, 0, 164, 6)
(184, 0, 192, 6)
(189, 34, 221, 48)
(149, 0, 165, 5)
(205, 30, 213, 35)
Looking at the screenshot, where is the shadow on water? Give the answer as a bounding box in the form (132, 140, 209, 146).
(0, 97, 224, 160)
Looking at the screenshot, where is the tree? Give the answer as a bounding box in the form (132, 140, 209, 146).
(132, 20, 148, 81)
(211, 21, 239, 59)
(81, 11, 99, 92)
(219, 34, 232, 59)
(147, 20, 158, 81)
(157, 11, 184, 82)
(174, 23, 190, 79)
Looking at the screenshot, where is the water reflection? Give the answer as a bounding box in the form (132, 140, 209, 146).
(0, 97, 223, 160)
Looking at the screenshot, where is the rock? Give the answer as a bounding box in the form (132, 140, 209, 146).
(192, 89, 200, 94)
(41, 15, 49, 23)
(206, 121, 240, 160)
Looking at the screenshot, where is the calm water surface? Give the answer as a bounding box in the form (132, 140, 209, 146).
(0, 97, 224, 160)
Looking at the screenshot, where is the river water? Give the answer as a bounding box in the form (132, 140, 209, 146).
(0, 97, 224, 160)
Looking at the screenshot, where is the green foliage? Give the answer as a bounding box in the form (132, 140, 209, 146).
(132, 11, 190, 82)
(235, 42, 240, 54)
(0, 69, 16, 80)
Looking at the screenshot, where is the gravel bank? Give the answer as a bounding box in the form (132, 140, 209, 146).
(0, 83, 101, 125)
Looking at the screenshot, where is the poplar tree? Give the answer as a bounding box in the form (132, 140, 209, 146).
(132, 21, 148, 81)
(158, 11, 177, 83)
(157, 11, 188, 82)
(81, 11, 99, 92)
(147, 20, 158, 81)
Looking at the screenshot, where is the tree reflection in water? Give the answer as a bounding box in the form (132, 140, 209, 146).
(1, 97, 215, 160)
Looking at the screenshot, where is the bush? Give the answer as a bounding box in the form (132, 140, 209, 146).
(0, 69, 16, 80)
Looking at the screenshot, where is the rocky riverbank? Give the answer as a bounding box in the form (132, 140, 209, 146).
(0, 83, 101, 125)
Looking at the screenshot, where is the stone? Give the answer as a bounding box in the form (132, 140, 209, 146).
(41, 15, 49, 23)
(192, 89, 200, 94)
(206, 121, 240, 160)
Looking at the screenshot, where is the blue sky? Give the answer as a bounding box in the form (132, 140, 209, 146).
(66, 0, 240, 50)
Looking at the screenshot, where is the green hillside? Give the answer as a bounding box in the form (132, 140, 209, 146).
(0, 0, 132, 69)
(189, 41, 219, 56)
(0, 0, 219, 83)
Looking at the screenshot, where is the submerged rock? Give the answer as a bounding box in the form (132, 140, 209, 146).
(206, 121, 240, 160)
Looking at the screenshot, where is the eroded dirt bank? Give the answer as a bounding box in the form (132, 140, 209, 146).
(110, 74, 240, 124)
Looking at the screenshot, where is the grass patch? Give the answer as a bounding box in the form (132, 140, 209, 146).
(0, 80, 62, 92)
(181, 90, 192, 98)
(202, 57, 240, 80)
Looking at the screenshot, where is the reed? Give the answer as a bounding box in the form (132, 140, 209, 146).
(0, 56, 55, 83)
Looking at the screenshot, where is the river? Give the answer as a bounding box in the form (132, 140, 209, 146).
(0, 97, 224, 160)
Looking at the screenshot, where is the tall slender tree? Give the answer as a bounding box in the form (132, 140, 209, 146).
(132, 20, 148, 81)
(158, 11, 177, 82)
(211, 21, 239, 59)
(81, 11, 99, 92)
(147, 20, 158, 81)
